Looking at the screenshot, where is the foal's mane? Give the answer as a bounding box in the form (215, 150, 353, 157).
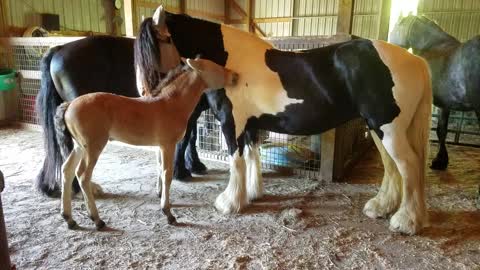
(147, 64, 193, 98)
(134, 17, 162, 92)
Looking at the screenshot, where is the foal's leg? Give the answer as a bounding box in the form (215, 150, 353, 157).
(431, 108, 450, 170)
(244, 130, 263, 202)
(156, 148, 163, 197)
(61, 146, 82, 229)
(76, 148, 105, 230)
(160, 145, 176, 224)
(363, 132, 402, 218)
(380, 126, 427, 235)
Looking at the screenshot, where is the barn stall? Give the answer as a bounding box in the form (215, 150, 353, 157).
(0, 0, 479, 269)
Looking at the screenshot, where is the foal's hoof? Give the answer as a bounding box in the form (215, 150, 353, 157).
(430, 158, 448, 170)
(167, 215, 177, 225)
(174, 169, 193, 182)
(95, 220, 106, 230)
(67, 220, 78, 230)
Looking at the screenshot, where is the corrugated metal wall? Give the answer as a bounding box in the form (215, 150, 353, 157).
(2, 0, 387, 38)
(352, 0, 382, 39)
(254, 0, 339, 37)
(5, 0, 127, 35)
(418, 0, 480, 42)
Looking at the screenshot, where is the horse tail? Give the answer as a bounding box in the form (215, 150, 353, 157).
(35, 45, 65, 197)
(407, 57, 433, 223)
(54, 102, 73, 160)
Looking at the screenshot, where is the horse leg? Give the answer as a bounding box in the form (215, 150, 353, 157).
(244, 129, 263, 202)
(215, 128, 248, 214)
(61, 146, 82, 229)
(380, 125, 427, 235)
(185, 124, 207, 175)
(363, 132, 402, 218)
(159, 145, 176, 224)
(184, 95, 209, 175)
(76, 148, 105, 230)
(431, 108, 450, 170)
(156, 148, 163, 198)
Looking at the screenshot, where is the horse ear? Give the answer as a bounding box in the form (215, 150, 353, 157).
(186, 58, 204, 72)
(153, 5, 166, 27)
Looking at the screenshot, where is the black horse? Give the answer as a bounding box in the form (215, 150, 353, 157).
(35, 35, 207, 197)
(390, 15, 480, 170)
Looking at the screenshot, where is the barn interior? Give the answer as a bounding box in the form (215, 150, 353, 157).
(0, 0, 479, 269)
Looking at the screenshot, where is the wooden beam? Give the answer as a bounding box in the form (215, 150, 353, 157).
(224, 0, 230, 24)
(247, 0, 255, 33)
(378, 0, 392, 40)
(336, 0, 355, 34)
(231, 0, 248, 18)
(124, 0, 136, 37)
(179, 0, 186, 14)
(0, 0, 8, 37)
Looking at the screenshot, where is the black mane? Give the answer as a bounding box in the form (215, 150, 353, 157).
(134, 17, 162, 92)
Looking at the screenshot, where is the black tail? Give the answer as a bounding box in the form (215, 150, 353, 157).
(54, 102, 73, 160)
(35, 46, 67, 197)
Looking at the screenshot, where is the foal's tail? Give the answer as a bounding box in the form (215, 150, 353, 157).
(407, 57, 433, 224)
(53, 102, 74, 161)
(35, 46, 66, 197)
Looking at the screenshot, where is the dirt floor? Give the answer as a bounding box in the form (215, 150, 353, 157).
(1, 126, 479, 270)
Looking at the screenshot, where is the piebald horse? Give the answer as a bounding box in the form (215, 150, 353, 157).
(390, 15, 480, 170)
(36, 35, 206, 198)
(54, 58, 239, 229)
(138, 6, 432, 235)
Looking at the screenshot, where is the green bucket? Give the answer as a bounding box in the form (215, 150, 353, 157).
(0, 69, 16, 91)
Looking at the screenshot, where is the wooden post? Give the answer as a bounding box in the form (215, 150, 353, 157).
(180, 0, 186, 14)
(124, 0, 136, 37)
(224, 0, 230, 24)
(336, 0, 355, 34)
(0, 0, 7, 36)
(378, 0, 392, 40)
(320, 129, 336, 182)
(247, 0, 255, 33)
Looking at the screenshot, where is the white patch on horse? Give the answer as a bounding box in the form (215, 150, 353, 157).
(221, 25, 303, 138)
(215, 150, 247, 214)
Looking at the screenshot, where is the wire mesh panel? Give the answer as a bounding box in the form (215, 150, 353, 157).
(0, 37, 84, 125)
(431, 108, 480, 146)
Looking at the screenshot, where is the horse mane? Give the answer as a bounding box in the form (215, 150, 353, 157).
(134, 17, 161, 92)
(147, 64, 193, 98)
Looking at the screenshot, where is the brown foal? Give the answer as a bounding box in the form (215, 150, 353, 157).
(55, 58, 238, 229)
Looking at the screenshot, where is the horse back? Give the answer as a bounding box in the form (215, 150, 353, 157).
(50, 36, 138, 101)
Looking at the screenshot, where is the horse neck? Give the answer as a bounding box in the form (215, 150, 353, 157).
(158, 72, 206, 117)
(410, 20, 460, 54)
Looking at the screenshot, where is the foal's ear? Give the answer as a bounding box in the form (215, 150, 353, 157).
(153, 5, 166, 27)
(186, 58, 204, 72)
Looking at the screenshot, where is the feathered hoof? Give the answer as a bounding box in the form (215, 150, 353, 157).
(363, 197, 396, 219)
(215, 192, 245, 215)
(173, 169, 193, 182)
(389, 208, 426, 235)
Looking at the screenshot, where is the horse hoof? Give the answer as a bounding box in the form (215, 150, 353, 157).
(389, 208, 425, 235)
(67, 220, 78, 230)
(167, 215, 177, 225)
(189, 162, 208, 175)
(174, 170, 193, 182)
(95, 220, 106, 230)
(430, 158, 448, 170)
